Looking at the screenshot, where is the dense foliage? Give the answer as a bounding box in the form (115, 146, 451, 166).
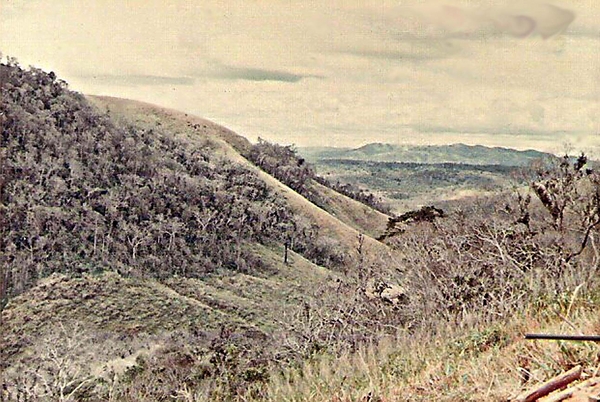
(384, 155, 600, 329)
(0, 61, 341, 301)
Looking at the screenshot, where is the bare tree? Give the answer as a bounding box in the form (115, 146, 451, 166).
(4, 322, 97, 401)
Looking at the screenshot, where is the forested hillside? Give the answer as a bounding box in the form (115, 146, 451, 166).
(0, 60, 401, 400)
(2, 61, 600, 402)
(0, 60, 377, 303)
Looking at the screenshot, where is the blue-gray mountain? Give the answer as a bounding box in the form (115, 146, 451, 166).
(299, 143, 553, 166)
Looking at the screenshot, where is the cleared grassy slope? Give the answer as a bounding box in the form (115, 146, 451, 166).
(88, 95, 397, 266)
(3, 95, 400, 377)
(308, 180, 390, 239)
(1, 245, 340, 367)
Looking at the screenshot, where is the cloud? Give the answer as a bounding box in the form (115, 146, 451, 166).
(493, 3, 575, 38)
(209, 65, 314, 83)
(81, 74, 195, 87)
(3, 0, 596, 154)
(330, 1, 577, 68)
(337, 40, 459, 61)
(407, 2, 576, 39)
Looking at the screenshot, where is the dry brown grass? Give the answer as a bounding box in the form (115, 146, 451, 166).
(259, 295, 600, 402)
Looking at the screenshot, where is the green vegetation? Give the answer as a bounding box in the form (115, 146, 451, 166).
(2, 61, 600, 402)
(301, 143, 553, 166)
(299, 143, 557, 212)
(0, 59, 356, 303)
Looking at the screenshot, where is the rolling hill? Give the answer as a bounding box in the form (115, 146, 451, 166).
(300, 143, 553, 166)
(0, 59, 404, 401)
(3, 61, 599, 402)
(299, 144, 557, 212)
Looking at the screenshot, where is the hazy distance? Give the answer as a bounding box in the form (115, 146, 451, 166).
(2, 0, 599, 154)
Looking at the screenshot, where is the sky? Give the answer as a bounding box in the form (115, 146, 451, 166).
(1, 0, 599, 154)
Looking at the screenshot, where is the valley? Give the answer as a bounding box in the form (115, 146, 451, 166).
(1, 62, 599, 402)
(300, 144, 554, 212)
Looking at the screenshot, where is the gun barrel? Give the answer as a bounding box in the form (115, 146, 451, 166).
(525, 333, 600, 342)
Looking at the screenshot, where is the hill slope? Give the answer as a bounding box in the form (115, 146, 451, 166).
(88, 95, 392, 254)
(1, 61, 403, 400)
(3, 61, 600, 402)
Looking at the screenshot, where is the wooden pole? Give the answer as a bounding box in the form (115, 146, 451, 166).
(514, 365, 582, 402)
(540, 377, 600, 402)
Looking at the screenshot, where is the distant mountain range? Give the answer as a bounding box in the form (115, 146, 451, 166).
(299, 143, 555, 166)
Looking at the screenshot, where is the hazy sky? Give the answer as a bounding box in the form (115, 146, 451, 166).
(1, 0, 599, 153)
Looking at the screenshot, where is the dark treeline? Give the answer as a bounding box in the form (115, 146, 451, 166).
(246, 139, 390, 214)
(319, 158, 522, 173)
(0, 61, 344, 302)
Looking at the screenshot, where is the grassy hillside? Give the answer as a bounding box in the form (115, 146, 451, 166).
(0, 60, 391, 297)
(3, 61, 599, 402)
(1, 61, 404, 400)
(88, 96, 392, 257)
